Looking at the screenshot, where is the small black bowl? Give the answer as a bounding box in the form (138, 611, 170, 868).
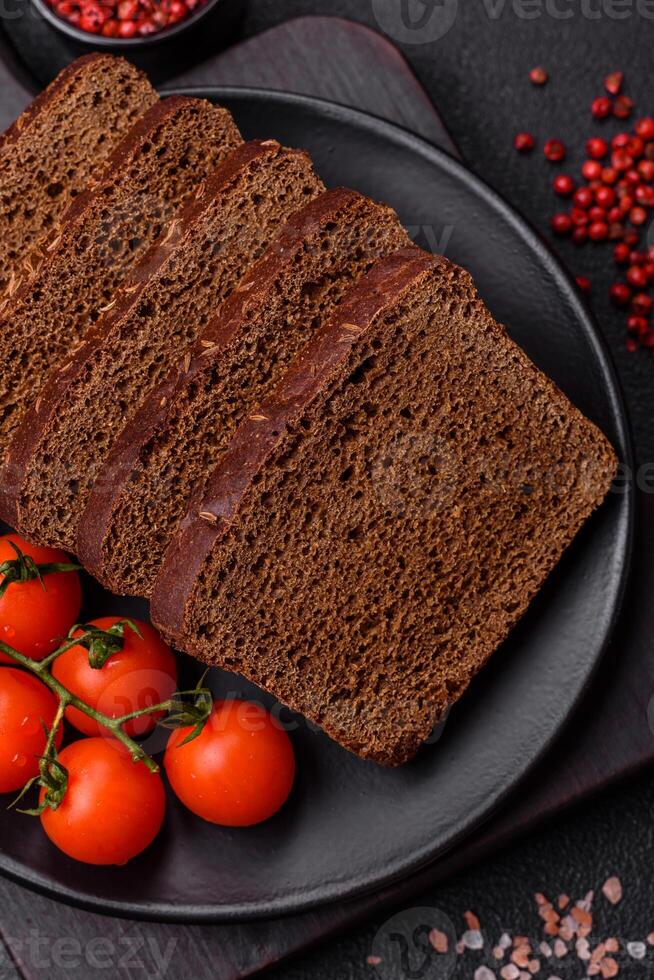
(30, 0, 242, 50)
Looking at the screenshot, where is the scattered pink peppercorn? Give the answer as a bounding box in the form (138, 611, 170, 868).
(627, 315, 649, 334)
(588, 221, 609, 241)
(575, 275, 591, 294)
(595, 185, 615, 208)
(529, 67, 548, 85)
(570, 207, 589, 226)
(609, 282, 632, 306)
(629, 205, 648, 225)
(591, 96, 612, 119)
(572, 226, 588, 246)
(614, 95, 634, 120)
(614, 242, 630, 264)
(604, 71, 624, 96)
(581, 160, 602, 181)
(573, 186, 594, 209)
(514, 132, 535, 153)
(553, 174, 575, 196)
(586, 137, 608, 159)
(632, 291, 653, 314)
(635, 117, 654, 140)
(544, 138, 566, 162)
(627, 265, 649, 288)
(638, 159, 654, 181)
(550, 212, 572, 235)
(601, 166, 618, 185)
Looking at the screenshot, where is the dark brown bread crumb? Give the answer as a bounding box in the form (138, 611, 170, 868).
(0, 96, 241, 468)
(4, 140, 323, 550)
(78, 188, 409, 596)
(0, 54, 157, 295)
(151, 248, 617, 766)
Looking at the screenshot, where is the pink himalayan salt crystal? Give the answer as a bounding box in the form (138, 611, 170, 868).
(554, 939, 567, 958)
(367, 955, 382, 966)
(429, 929, 449, 954)
(475, 968, 497, 980)
(648, 933, 654, 946)
(463, 930, 484, 951)
(465, 911, 481, 930)
(493, 947, 505, 960)
(500, 965, 520, 980)
(539, 942, 552, 957)
(499, 934, 512, 950)
(602, 877, 623, 905)
(627, 941, 646, 959)
(600, 957, 619, 978)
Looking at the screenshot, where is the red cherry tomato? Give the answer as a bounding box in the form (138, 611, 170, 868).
(0, 534, 82, 663)
(40, 738, 165, 865)
(52, 617, 177, 738)
(165, 700, 295, 827)
(0, 668, 63, 793)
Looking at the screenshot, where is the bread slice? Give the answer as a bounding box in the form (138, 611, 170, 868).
(77, 188, 410, 596)
(150, 247, 617, 767)
(3, 140, 324, 550)
(0, 54, 157, 295)
(0, 96, 241, 462)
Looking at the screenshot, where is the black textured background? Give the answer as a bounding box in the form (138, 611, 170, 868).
(232, 2, 654, 977)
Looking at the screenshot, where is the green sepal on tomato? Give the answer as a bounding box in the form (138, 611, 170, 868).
(0, 668, 63, 793)
(165, 699, 296, 827)
(0, 533, 82, 662)
(52, 617, 178, 737)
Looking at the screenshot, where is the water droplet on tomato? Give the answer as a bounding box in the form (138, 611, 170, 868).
(11, 753, 27, 769)
(20, 715, 40, 736)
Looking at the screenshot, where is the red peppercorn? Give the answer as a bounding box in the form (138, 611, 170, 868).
(570, 207, 589, 226)
(619, 195, 634, 215)
(614, 95, 634, 120)
(646, 261, 654, 279)
(627, 137, 645, 159)
(575, 275, 591, 294)
(635, 184, 654, 206)
(117, 0, 138, 16)
(586, 137, 608, 160)
(612, 150, 634, 172)
(573, 186, 594, 209)
(624, 230, 640, 246)
(627, 315, 649, 335)
(638, 160, 654, 182)
(630, 206, 648, 226)
(117, 17, 137, 35)
(610, 282, 632, 306)
(632, 292, 653, 314)
(625, 169, 641, 186)
(581, 160, 602, 181)
(614, 242, 630, 264)
(588, 206, 607, 223)
(627, 265, 649, 288)
(608, 206, 622, 224)
(591, 96, 612, 119)
(529, 66, 548, 84)
(553, 174, 575, 196)
(595, 185, 615, 208)
(629, 251, 646, 265)
(601, 167, 618, 185)
(79, 1, 107, 31)
(604, 71, 624, 96)
(613, 133, 631, 150)
(514, 132, 535, 153)
(550, 213, 572, 235)
(101, 15, 119, 33)
(626, 337, 638, 352)
(635, 117, 654, 140)
(544, 139, 566, 163)
(572, 226, 588, 246)
(588, 221, 608, 241)
(608, 223, 625, 241)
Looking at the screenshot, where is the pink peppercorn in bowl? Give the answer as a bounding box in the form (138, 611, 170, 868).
(31, 0, 240, 47)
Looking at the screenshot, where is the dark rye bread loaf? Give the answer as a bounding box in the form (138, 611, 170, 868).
(0, 96, 241, 464)
(0, 54, 157, 295)
(150, 247, 617, 767)
(3, 140, 323, 550)
(77, 188, 410, 596)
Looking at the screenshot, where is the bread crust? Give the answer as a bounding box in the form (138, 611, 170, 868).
(0, 54, 152, 153)
(2, 141, 298, 532)
(78, 188, 395, 585)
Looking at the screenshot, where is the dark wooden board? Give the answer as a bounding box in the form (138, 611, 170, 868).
(0, 14, 649, 980)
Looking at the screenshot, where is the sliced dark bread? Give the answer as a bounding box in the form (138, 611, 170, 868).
(4, 140, 323, 549)
(150, 247, 618, 766)
(77, 188, 410, 596)
(0, 96, 241, 465)
(0, 54, 157, 294)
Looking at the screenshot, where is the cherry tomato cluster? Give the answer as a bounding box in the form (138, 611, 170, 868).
(0, 534, 295, 866)
(46, 0, 207, 39)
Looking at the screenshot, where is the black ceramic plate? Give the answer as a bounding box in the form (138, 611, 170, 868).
(0, 89, 632, 922)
